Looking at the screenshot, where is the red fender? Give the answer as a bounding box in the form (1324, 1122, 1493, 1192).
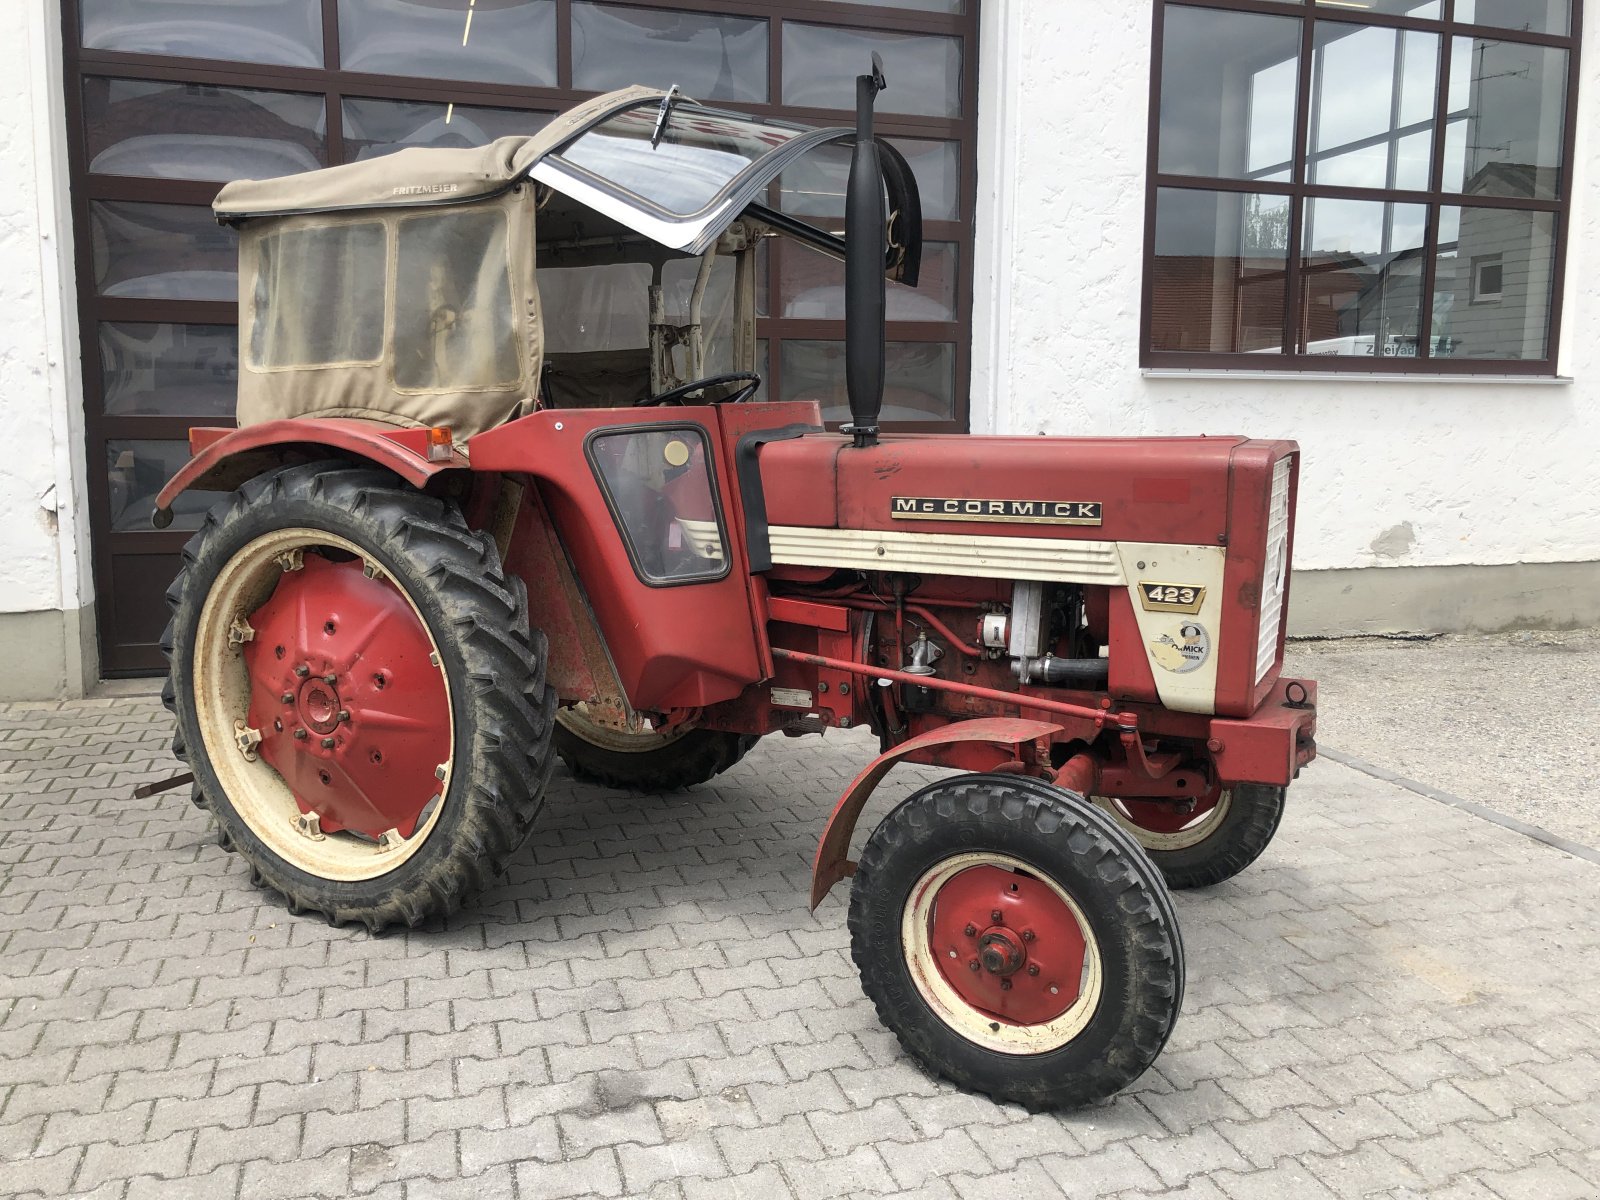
(809, 718, 1064, 910)
(153, 419, 469, 525)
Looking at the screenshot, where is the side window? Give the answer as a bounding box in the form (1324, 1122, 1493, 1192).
(393, 208, 519, 391)
(249, 221, 385, 369)
(588, 426, 729, 586)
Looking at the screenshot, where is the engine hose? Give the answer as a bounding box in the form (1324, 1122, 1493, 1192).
(1020, 655, 1110, 688)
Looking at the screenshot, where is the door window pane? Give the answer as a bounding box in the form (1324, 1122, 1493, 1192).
(1151, 189, 1290, 355)
(84, 79, 325, 182)
(339, 0, 557, 87)
(780, 341, 955, 423)
(589, 428, 728, 584)
(1158, 5, 1302, 182)
(90, 201, 237, 301)
(780, 242, 958, 322)
(251, 223, 387, 369)
(343, 98, 551, 160)
(573, 4, 767, 103)
(1300, 199, 1428, 357)
(1309, 24, 1438, 191)
(99, 323, 238, 417)
(1456, 0, 1569, 35)
(80, 0, 322, 67)
(780, 138, 960, 221)
(1443, 38, 1567, 200)
(783, 25, 962, 118)
(107, 440, 209, 531)
(1432, 206, 1554, 359)
(393, 211, 519, 390)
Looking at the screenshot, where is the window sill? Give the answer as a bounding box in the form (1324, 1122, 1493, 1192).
(1141, 369, 1573, 386)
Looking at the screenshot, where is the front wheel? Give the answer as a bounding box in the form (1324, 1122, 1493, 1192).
(162, 462, 556, 931)
(848, 773, 1184, 1110)
(1092, 783, 1287, 889)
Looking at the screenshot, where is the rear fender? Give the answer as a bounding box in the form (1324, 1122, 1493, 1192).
(152, 419, 469, 527)
(809, 718, 1064, 910)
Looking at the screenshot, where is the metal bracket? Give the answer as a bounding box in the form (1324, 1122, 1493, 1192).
(234, 721, 262, 761)
(228, 616, 256, 647)
(292, 811, 325, 841)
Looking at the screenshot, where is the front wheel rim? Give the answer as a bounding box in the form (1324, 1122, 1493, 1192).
(555, 703, 690, 754)
(1095, 788, 1233, 852)
(901, 852, 1103, 1055)
(193, 527, 454, 882)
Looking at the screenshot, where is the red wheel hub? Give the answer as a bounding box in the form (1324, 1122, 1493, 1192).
(1118, 787, 1222, 834)
(927, 865, 1089, 1026)
(242, 554, 450, 840)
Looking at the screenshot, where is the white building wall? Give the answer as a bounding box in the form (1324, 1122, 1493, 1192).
(974, 2, 1599, 627)
(0, 1, 94, 696)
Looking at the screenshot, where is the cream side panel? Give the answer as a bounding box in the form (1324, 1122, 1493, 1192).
(767, 527, 1126, 585)
(1115, 543, 1228, 714)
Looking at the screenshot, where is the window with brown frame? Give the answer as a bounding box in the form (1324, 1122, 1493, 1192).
(1142, 0, 1581, 373)
(62, 0, 978, 674)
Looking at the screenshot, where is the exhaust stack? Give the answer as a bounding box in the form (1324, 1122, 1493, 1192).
(844, 54, 887, 449)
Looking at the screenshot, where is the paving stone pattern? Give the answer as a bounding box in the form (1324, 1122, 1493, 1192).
(1, 694, 1597, 1200)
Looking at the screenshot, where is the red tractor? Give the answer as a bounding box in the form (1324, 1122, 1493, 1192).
(154, 67, 1317, 1110)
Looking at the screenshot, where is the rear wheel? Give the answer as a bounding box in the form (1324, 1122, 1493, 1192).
(553, 704, 756, 791)
(1092, 783, 1287, 889)
(848, 773, 1184, 1110)
(162, 462, 556, 930)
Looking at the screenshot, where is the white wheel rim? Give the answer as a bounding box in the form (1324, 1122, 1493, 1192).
(556, 703, 690, 754)
(1094, 790, 1233, 852)
(901, 852, 1103, 1055)
(193, 527, 455, 882)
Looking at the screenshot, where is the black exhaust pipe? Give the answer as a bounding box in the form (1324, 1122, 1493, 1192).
(844, 54, 887, 450)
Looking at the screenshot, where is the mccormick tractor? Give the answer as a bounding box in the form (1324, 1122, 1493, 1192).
(153, 66, 1318, 1111)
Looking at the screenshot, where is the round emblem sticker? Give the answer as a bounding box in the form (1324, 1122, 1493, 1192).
(1148, 621, 1211, 674)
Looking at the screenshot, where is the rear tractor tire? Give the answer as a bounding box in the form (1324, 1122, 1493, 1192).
(848, 773, 1185, 1111)
(1092, 783, 1287, 890)
(161, 461, 557, 931)
(554, 705, 757, 791)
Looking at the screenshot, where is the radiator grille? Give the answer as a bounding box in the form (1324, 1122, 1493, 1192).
(1256, 456, 1294, 684)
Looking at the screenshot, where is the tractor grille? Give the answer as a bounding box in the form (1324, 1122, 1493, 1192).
(1255, 456, 1294, 685)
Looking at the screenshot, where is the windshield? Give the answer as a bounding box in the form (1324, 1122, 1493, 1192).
(552, 103, 809, 220)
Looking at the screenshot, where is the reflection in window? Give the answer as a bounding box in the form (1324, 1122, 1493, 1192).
(1433, 207, 1554, 359)
(573, 4, 767, 103)
(84, 80, 325, 181)
(343, 98, 550, 161)
(779, 138, 961, 222)
(1300, 200, 1428, 358)
(1308, 24, 1438, 190)
(80, 0, 322, 68)
(1443, 38, 1567, 200)
(339, 0, 557, 87)
(107, 440, 210, 531)
(780, 242, 957, 322)
(99, 323, 238, 418)
(90, 201, 237, 301)
(1456, 0, 1570, 35)
(780, 341, 955, 423)
(783, 25, 962, 118)
(1151, 190, 1289, 355)
(590, 428, 728, 584)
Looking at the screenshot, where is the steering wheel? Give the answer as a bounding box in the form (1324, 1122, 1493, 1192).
(635, 373, 762, 408)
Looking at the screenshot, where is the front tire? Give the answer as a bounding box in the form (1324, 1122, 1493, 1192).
(554, 705, 756, 791)
(848, 773, 1184, 1110)
(1093, 784, 1287, 889)
(162, 462, 556, 931)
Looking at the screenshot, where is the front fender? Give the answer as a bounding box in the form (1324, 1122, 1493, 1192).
(809, 718, 1064, 910)
(152, 419, 469, 527)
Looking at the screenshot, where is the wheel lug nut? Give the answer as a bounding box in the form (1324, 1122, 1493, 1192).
(963, 923, 976, 937)
(320, 737, 335, 749)
(323, 674, 338, 686)
(294, 665, 310, 678)
(281, 692, 294, 704)
(337, 710, 350, 723)
(293, 729, 308, 741)
(990, 909, 1003, 924)
(1022, 929, 1036, 942)
(968, 959, 980, 972)
(1000, 979, 1012, 991)
(1027, 964, 1040, 976)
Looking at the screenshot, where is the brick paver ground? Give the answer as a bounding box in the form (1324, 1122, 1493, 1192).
(2, 693, 1597, 1200)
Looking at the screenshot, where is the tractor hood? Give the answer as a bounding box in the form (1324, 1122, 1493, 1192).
(213, 86, 920, 277)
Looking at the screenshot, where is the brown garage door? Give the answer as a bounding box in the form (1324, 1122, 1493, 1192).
(62, 0, 979, 675)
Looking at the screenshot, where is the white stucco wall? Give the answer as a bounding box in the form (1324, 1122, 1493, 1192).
(0, 1, 92, 685)
(973, 2, 1599, 573)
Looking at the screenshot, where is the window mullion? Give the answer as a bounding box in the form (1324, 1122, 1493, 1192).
(1417, 3, 1457, 361)
(1281, 8, 1317, 358)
